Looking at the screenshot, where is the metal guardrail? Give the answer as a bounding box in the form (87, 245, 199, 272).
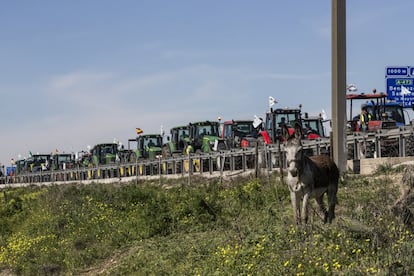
(0, 148, 267, 185)
(346, 126, 414, 159)
(1, 127, 414, 185)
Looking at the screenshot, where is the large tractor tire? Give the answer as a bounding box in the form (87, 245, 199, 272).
(162, 145, 172, 158)
(183, 158, 201, 173)
(217, 141, 227, 151)
(215, 141, 230, 171)
(257, 136, 265, 147)
(193, 150, 202, 172)
(129, 152, 137, 163)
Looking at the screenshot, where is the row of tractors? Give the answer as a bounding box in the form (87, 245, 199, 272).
(6, 100, 328, 177)
(6, 91, 412, 177)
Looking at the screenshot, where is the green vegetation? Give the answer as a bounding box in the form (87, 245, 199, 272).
(0, 170, 413, 275)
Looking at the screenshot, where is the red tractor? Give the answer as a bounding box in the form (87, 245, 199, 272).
(259, 106, 324, 144)
(346, 90, 412, 158)
(302, 112, 328, 139)
(347, 91, 399, 132)
(221, 119, 259, 148)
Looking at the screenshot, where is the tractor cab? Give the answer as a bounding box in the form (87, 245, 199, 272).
(221, 120, 258, 148)
(302, 113, 326, 139)
(347, 91, 401, 132)
(75, 151, 92, 168)
(163, 126, 189, 157)
(129, 134, 163, 160)
(91, 143, 118, 166)
(25, 154, 52, 172)
(187, 121, 226, 153)
(262, 107, 302, 143)
(364, 101, 405, 127)
(50, 153, 75, 170)
(15, 159, 27, 175)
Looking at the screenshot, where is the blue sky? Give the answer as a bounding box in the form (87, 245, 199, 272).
(0, 0, 413, 165)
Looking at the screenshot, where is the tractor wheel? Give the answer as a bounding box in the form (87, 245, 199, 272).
(216, 154, 227, 171)
(193, 159, 201, 172)
(162, 145, 171, 158)
(217, 141, 227, 151)
(234, 155, 243, 170)
(129, 153, 137, 163)
(257, 136, 265, 147)
(216, 142, 230, 170)
(347, 143, 355, 160)
(193, 150, 202, 172)
(183, 159, 190, 173)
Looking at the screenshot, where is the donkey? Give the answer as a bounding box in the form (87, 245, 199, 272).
(282, 123, 339, 224)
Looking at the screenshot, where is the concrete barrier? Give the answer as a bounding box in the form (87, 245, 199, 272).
(347, 156, 414, 175)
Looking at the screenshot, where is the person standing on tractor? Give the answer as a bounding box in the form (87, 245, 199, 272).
(278, 117, 286, 128)
(360, 107, 372, 131)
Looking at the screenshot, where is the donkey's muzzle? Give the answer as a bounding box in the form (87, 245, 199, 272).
(287, 161, 299, 177)
(289, 168, 298, 177)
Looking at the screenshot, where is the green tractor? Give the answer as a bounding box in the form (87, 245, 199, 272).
(128, 134, 163, 161)
(91, 143, 119, 166)
(162, 125, 189, 157)
(50, 153, 75, 170)
(128, 134, 163, 175)
(185, 120, 227, 154)
(75, 150, 93, 168)
(182, 121, 228, 172)
(162, 125, 190, 173)
(14, 159, 28, 175)
(25, 154, 52, 172)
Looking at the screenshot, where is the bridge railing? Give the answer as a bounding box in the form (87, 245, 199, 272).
(346, 127, 414, 159)
(0, 147, 276, 185)
(2, 128, 414, 185)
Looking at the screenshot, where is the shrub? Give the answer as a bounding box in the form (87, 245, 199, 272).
(0, 172, 413, 275)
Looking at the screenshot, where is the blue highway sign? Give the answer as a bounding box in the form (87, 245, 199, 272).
(385, 66, 414, 108)
(386, 66, 408, 76)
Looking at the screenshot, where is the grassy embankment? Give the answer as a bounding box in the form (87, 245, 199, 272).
(0, 165, 413, 275)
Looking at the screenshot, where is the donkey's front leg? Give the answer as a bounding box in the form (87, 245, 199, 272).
(301, 193, 311, 224)
(290, 191, 301, 224)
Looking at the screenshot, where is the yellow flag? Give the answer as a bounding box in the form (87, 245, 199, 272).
(136, 128, 143, 135)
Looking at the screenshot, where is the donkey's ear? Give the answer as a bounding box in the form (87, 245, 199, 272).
(294, 122, 303, 140)
(281, 124, 290, 140)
